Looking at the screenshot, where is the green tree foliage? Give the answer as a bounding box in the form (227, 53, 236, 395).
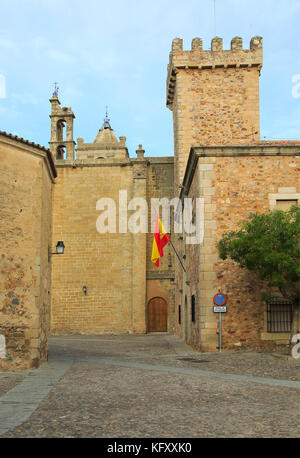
(217, 206, 300, 302)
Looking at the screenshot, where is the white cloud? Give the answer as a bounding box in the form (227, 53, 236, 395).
(0, 37, 20, 55)
(31, 35, 49, 51)
(47, 48, 75, 64)
(30, 36, 76, 64)
(11, 93, 39, 105)
(63, 87, 84, 98)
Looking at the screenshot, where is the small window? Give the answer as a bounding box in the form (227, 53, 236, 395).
(178, 305, 181, 325)
(267, 299, 293, 333)
(191, 295, 195, 323)
(276, 200, 297, 211)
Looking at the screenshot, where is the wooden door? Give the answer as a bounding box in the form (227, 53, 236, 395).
(148, 297, 167, 332)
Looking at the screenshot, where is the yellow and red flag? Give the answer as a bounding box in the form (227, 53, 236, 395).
(151, 215, 170, 267)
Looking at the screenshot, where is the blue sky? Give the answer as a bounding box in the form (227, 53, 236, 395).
(0, 0, 299, 157)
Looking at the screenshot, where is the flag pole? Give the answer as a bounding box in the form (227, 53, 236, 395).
(168, 237, 186, 273)
(152, 207, 186, 272)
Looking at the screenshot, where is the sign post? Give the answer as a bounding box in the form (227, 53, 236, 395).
(219, 312, 222, 353)
(213, 293, 228, 352)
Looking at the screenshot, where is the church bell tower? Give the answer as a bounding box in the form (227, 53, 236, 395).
(49, 84, 75, 161)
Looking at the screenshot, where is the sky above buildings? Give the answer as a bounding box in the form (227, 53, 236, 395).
(0, 0, 299, 157)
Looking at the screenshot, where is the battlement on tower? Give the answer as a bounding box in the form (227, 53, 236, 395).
(167, 36, 263, 108)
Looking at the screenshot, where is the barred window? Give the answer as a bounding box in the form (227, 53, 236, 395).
(267, 299, 293, 333)
(178, 305, 181, 325)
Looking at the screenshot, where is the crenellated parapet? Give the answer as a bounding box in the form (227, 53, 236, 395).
(166, 35, 263, 190)
(167, 36, 263, 108)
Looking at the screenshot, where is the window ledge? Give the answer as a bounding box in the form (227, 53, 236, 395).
(261, 332, 291, 343)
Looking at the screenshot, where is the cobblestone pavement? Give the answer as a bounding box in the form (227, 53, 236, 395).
(0, 371, 27, 397)
(0, 334, 299, 438)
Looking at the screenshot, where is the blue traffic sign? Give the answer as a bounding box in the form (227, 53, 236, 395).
(213, 293, 227, 306)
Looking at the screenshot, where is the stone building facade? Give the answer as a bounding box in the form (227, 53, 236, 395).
(177, 145, 300, 352)
(0, 132, 56, 369)
(166, 36, 300, 352)
(1, 34, 299, 369)
(49, 98, 175, 336)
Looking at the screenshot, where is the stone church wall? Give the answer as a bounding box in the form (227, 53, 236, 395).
(51, 156, 176, 336)
(50, 162, 146, 334)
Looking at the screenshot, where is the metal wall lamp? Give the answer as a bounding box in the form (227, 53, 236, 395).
(48, 241, 65, 261)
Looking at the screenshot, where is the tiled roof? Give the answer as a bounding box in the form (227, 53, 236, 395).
(0, 130, 57, 178)
(0, 130, 50, 151)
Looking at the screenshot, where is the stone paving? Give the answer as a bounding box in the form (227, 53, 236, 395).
(0, 334, 299, 438)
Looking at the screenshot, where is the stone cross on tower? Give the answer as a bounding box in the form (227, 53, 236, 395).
(53, 82, 59, 97)
(103, 106, 112, 130)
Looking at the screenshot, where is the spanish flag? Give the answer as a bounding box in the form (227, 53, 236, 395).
(151, 215, 170, 267)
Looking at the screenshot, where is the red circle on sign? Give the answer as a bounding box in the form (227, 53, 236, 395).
(213, 293, 227, 306)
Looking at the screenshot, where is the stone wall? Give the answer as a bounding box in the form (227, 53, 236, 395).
(0, 133, 55, 369)
(51, 155, 176, 335)
(181, 161, 202, 349)
(183, 145, 300, 352)
(50, 161, 141, 334)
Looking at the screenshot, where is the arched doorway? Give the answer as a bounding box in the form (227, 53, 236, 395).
(147, 297, 167, 332)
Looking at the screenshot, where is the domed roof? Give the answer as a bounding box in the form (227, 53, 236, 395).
(94, 126, 118, 144)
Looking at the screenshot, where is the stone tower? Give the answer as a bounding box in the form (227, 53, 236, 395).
(49, 89, 75, 161)
(166, 36, 263, 190)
